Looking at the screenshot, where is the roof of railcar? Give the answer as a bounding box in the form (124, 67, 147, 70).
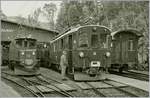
(111, 29, 143, 39)
(50, 25, 111, 43)
(15, 37, 37, 41)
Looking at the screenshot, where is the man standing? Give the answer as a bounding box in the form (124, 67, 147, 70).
(60, 50, 68, 80)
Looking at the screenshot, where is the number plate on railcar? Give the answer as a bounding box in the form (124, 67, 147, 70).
(90, 61, 100, 67)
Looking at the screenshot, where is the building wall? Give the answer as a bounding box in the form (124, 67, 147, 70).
(1, 21, 57, 42)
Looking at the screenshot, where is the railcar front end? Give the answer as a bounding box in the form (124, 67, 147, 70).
(9, 38, 40, 75)
(71, 26, 112, 81)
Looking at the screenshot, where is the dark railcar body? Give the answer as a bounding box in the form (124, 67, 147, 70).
(49, 25, 112, 80)
(110, 29, 142, 72)
(37, 42, 50, 67)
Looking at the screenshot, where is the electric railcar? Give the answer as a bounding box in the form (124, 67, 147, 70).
(49, 25, 112, 81)
(8, 37, 40, 75)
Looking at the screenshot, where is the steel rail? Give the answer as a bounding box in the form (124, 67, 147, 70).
(28, 78, 73, 97)
(21, 78, 45, 97)
(39, 74, 62, 84)
(36, 76, 74, 97)
(127, 71, 149, 81)
(1, 75, 39, 97)
(111, 71, 149, 81)
(85, 82, 106, 97)
(102, 80, 139, 97)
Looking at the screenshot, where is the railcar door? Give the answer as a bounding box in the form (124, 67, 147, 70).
(120, 36, 128, 64)
(116, 34, 128, 64)
(68, 35, 73, 73)
(120, 34, 137, 64)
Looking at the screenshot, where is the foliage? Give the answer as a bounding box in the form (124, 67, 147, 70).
(55, 0, 149, 69)
(42, 3, 57, 29)
(27, 8, 41, 26)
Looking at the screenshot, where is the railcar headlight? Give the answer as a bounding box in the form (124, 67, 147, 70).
(79, 52, 84, 58)
(21, 52, 24, 55)
(106, 52, 110, 57)
(32, 51, 35, 55)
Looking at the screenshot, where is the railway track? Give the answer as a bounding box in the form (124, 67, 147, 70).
(1, 72, 74, 97)
(80, 79, 148, 97)
(110, 70, 149, 81)
(84, 82, 106, 97)
(1, 71, 148, 97)
(102, 80, 138, 97)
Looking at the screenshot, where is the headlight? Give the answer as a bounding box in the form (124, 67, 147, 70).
(106, 52, 110, 57)
(32, 51, 35, 55)
(79, 52, 84, 58)
(21, 52, 24, 55)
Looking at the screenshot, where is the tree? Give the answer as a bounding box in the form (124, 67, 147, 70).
(27, 8, 41, 26)
(55, 0, 149, 69)
(42, 3, 57, 29)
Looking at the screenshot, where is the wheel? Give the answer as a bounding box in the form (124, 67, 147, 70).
(8, 62, 14, 71)
(89, 74, 96, 77)
(119, 67, 123, 73)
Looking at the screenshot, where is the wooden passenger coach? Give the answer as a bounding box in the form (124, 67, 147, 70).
(110, 29, 142, 72)
(49, 25, 112, 81)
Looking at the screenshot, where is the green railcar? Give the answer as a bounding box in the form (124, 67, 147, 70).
(49, 25, 112, 81)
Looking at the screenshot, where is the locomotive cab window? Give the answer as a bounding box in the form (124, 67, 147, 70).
(91, 34, 98, 47)
(128, 39, 134, 51)
(29, 40, 36, 48)
(78, 32, 89, 47)
(16, 40, 23, 47)
(24, 40, 28, 48)
(100, 34, 107, 48)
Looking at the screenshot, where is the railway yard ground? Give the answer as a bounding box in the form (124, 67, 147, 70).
(1, 66, 149, 97)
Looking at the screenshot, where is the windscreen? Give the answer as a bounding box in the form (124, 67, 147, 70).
(78, 32, 89, 47)
(91, 34, 99, 47)
(100, 34, 107, 48)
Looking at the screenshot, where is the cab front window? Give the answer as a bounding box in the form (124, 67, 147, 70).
(91, 34, 98, 47)
(78, 32, 89, 47)
(29, 41, 36, 48)
(16, 40, 23, 48)
(100, 34, 107, 48)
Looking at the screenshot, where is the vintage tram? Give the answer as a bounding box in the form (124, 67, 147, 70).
(8, 37, 40, 75)
(110, 29, 142, 73)
(49, 25, 112, 81)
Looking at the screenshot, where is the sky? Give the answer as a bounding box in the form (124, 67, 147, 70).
(1, 0, 62, 23)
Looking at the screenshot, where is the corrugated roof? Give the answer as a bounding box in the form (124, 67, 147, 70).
(1, 19, 59, 34)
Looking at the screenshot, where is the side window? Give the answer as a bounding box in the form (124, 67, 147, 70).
(61, 38, 64, 49)
(128, 39, 134, 51)
(65, 37, 68, 49)
(24, 40, 28, 48)
(54, 44, 56, 52)
(56, 41, 58, 51)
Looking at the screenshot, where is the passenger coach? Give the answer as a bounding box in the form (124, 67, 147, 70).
(110, 29, 142, 73)
(49, 25, 112, 81)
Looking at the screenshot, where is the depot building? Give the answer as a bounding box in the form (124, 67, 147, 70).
(1, 19, 58, 42)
